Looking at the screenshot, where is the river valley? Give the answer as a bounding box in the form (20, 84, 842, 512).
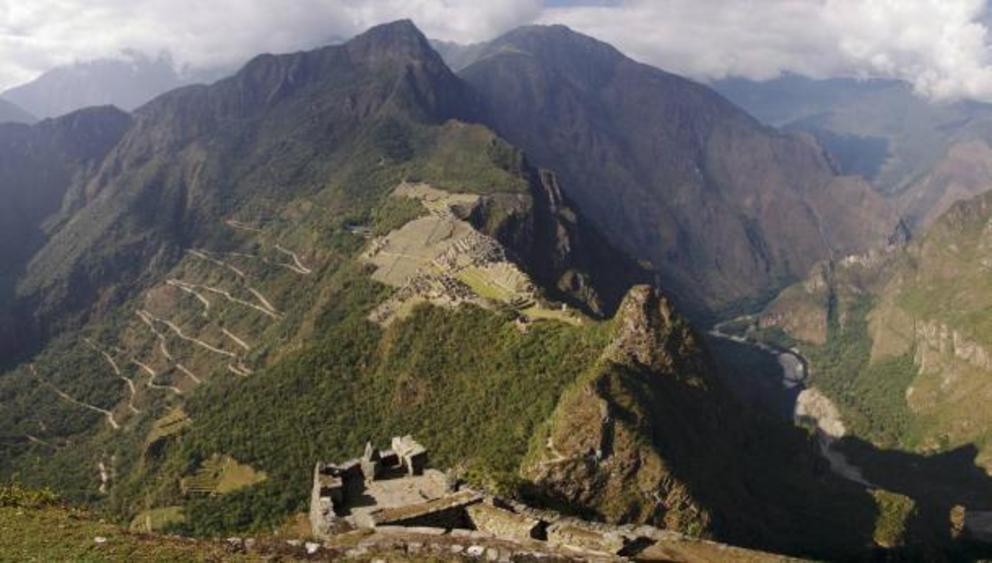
(707, 318, 874, 487)
(708, 317, 992, 544)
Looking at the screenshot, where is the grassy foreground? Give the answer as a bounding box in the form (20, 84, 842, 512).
(0, 505, 257, 562)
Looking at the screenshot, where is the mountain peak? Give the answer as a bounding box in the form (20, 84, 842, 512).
(36, 105, 132, 162)
(606, 285, 691, 372)
(2, 54, 187, 118)
(345, 19, 437, 65)
(361, 18, 421, 37)
(484, 23, 625, 66)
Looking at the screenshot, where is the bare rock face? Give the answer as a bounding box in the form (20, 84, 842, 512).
(469, 168, 650, 318)
(604, 286, 679, 370)
(598, 285, 711, 383)
(915, 320, 992, 374)
(522, 286, 724, 535)
(794, 388, 846, 438)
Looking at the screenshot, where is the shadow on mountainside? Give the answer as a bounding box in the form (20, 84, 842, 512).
(840, 439, 992, 557)
(0, 258, 42, 370)
(706, 334, 992, 559)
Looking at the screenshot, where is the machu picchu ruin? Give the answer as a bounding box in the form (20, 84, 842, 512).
(308, 437, 789, 560)
(363, 182, 580, 326)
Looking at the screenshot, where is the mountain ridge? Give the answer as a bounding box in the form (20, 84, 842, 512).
(0, 20, 656, 536)
(1, 52, 237, 120)
(713, 73, 992, 232)
(453, 24, 899, 321)
(0, 99, 34, 124)
(0, 105, 132, 361)
(0, 19, 957, 559)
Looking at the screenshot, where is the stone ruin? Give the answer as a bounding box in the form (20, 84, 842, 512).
(308, 436, 735, 559)
(367, 272, 480, 325)
(432, 230, 507, 271)
(391, 435, 428, 476)
(310, 436, 479, 537)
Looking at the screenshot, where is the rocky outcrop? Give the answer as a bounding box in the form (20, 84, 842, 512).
(469, 166, 650, 317)
(794, 388, 846, 438)
(522, 286, 723, 534)
(915, 320, 992, 375)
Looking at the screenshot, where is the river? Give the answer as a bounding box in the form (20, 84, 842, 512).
(708, 318, 992, 542)
(708, 318, 873, 488)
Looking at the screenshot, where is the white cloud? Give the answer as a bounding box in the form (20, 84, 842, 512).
(542, 0, 992, 101)
(4, 0, 992, 101)
(0, 0, 542, 90)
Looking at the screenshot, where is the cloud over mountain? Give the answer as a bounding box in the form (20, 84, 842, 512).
(544, 0, 992, 101)
(4, 0, 992, 101)
(0, 0, 542, 90)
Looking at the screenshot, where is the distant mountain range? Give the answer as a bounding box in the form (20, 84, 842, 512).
(1, 52, 234, 119)
(0, 99, 34, 124)
(714, 74, 992, 231)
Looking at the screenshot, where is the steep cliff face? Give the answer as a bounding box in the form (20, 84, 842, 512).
(894, 140, 992, 231)
(715, 74, 992, 234)
(521, 285, 886, 557)
(0, 106, 132, 361)
(457, 25, 898, 320)
(522, 286, 728, 533)
(875, 192, 992, 458)
(469, 165, 649, 317)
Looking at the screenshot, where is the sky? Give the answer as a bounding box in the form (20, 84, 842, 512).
(2, 0, 992, 101)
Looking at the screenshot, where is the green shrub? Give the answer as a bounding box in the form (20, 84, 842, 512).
(0, 482, 59, 508)
(805, 297, 917, 447)
(871, 489, 916, 548)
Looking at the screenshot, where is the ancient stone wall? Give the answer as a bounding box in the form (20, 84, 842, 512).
(466, 502, 543, 542)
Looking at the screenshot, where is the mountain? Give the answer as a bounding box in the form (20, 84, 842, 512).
(714, 74, 992, 231)
(519, 285, 891, 556)
(0, 106, 132, 359)
(453, 26, 898, 321)
(1, 20, 970, 559)
(0, 99, 34, 124)
(761, 188, 992, 454)
(749, 188, 992, 546)
(429, 39, 487, 72)
(1, 52, 231, 119)
(0, 18, 670, 548)
(0, 107, 131, 265)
